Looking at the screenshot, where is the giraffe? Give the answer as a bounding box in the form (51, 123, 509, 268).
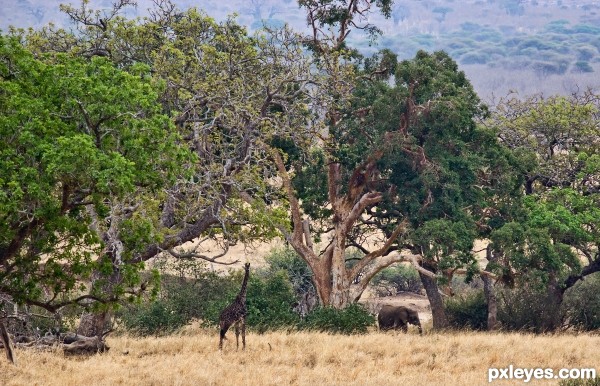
(218, 262, 250, 350)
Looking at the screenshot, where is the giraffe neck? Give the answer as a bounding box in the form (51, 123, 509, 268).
(236, 267, 249, 301)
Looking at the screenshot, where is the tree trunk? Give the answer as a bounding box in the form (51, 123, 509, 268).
(0, 319, 15, 364)
(483, 245, 499, 331)
(419, 272, 449, 330)
(482, 274, 499, 331)
(544, 277, 565, 332)
(329, 236, 351, 308)
(77, 259, 118, 338)
(77, 311, 110, 338)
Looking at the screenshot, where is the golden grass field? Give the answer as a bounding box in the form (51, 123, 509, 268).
(1, 328, 598, 386)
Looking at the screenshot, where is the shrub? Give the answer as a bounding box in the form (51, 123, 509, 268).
(371, 264, 423, 296)
(572, 61, 594, 73)
(559, 377, 600, 386)
(497, 286, 564, 333)
(264, 247, 315, 299)
(247, 271, 301, 332)
(117, 258, 301, 335)
(445, 290, 488, 330)
(300, 303, 375, 334)
(118, 300, 187, 335)
(563, 273, 600, 331)
(461, 52, 488, 65)
(117, 268, 239, 335)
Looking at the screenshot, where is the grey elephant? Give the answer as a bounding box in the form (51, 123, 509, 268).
(378, 305, 422, 334)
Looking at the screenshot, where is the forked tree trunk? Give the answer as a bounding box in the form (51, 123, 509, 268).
(419, 272, 449, 330)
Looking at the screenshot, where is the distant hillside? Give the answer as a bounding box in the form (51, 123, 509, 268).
(2, 0, 600, 99)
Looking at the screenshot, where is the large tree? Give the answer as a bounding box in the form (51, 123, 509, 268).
(272, 6, 517, 326)
(486, 92, 600, 329)
(0, 35, 185, 313)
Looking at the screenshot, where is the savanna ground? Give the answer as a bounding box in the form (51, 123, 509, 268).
(1, 328, 598, 386)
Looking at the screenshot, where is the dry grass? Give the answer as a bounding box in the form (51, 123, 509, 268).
(1, 329, 598, 386)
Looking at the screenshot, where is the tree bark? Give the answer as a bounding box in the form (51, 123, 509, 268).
(419, 272, 449, 330)
(77, 311, 110, 338)
(0, 319, 15, 364)
(482, 274, 499, 331)
(483, 245, 499, 331)
(561, 256, 600, 295)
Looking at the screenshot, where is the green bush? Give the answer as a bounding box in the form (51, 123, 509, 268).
(247, 271, 301, 332)
(572, 61, 594, 73)
(563, 273, 600, 331)
(497, 286, 564, 333)
(118, 300, 187, 335)
(300, 303, 375, 334)
(461, 52, 488, 65)
(264, 247, 315, 299)
(117, 258, 301, 335)
(559, 377, 600, 386)
(117, 267, 239, 335)
(445, 290, 488, 330)
(372, 264, 423, 296)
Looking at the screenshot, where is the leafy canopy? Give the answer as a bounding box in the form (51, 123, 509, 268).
(0, 35, 187, 310)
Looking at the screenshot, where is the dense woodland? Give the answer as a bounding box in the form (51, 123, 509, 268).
(1, 0, 600, 360)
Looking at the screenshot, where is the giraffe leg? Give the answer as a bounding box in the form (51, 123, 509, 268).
(234, 321, 240, 351)
(219, 328, 227, 350)
(219, 321, 230, 350)
(241, 317, 246, 351)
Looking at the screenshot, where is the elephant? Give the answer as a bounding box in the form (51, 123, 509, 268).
(378, 305, 422, 334)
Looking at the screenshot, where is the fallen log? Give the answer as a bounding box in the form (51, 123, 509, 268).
(4, 332, 109, 356)
(62, 335, 109, 356)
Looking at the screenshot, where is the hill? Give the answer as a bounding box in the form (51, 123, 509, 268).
(2, 0, 600, 99)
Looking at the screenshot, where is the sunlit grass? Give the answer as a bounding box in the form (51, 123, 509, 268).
(1, 329, 598, 385)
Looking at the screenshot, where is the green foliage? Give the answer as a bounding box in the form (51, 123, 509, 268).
(489, 94, 600, 296)
(372, 264, 423, 296)
(247, 272, 301, 332)
(445, 291, 488, 330)
(497, 286, 564, 333)
(0, 34, 185, 309)
(263, 247, 315, 298)
(119, 260, 300, 335)
(117, 264, 239, 335)
(563, 273, 600, 331)
(572, 61, 594, 73)
(118, 300, 188, 336)
(460, 52, 488, 65)
(300, 303, 375, 334)
(560, 377, 600, 386)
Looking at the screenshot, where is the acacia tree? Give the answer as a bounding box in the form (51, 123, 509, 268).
(24, 0, 312, 264)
